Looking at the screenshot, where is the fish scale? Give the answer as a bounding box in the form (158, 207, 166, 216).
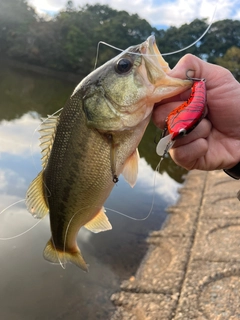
(26, 35, 192, 271)
(44, 100, 113, 244)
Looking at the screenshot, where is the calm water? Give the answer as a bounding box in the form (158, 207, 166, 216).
(0, 63, 186, 319)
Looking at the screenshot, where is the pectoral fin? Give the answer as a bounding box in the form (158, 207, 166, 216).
(25, 171, 49, 219)
(84, 207, 112, 233)
(122, 149, 139, 187)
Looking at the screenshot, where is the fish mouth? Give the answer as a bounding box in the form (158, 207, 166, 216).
(141, 35, 171, 74)
(139, 35, 192, 102)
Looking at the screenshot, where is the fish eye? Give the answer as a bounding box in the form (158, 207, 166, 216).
(115, 58, 133, 74)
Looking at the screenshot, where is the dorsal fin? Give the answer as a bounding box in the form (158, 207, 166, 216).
(39, 115, 59, 169)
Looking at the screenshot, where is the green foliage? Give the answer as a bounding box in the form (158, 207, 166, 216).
(216, 46, 240, 81)
(0, 0, 240, 77)
(0, 0, 37, 55)
(200, 19, 240, 63)
(49, 4, 154, 72)
(156, 19, 208, 68)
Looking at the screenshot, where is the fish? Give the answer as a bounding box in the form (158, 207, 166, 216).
(26, 35, 192, 271)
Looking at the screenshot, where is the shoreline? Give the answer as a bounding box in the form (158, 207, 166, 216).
(0, 57, 82, 84)
(111, 170, 240, 319)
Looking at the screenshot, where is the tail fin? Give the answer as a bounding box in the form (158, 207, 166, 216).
(43, 239, 88, 272)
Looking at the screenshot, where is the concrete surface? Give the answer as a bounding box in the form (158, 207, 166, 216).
(110, 170, 240, 320)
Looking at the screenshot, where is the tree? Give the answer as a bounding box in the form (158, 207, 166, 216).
(155, 19, 208, 68)
(90, 7, 155, 67)
(31, 4, 155, 75)
(0, 0, 37, 56)
(1, 1, 240, 78)
(216, 46, 240, 81)
(199, 19, 240, 63)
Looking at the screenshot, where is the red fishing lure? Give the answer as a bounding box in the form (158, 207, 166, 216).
(165, 78, 207, 140)
(156, 78, 207, 157)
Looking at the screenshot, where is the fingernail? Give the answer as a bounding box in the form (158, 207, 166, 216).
(186, 69, 195, 79)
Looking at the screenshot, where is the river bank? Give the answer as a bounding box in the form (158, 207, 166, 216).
(111, 170, 240, 319)
(0, 57, 82, 84)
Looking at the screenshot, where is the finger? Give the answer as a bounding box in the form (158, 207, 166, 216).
(167, 54, 210, 80)
(167, 54, 228, 87)
(153, 101, 181, 129)
(170, 138, 208, 170)
(173, 118, 212, 147)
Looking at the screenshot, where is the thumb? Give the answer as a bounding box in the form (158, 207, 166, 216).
(167, 54, 215, 82)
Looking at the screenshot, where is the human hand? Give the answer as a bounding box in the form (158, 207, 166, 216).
(153, 54, 240, 171)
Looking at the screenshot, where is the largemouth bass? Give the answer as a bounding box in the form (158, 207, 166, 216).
(26, 35, 192, 271)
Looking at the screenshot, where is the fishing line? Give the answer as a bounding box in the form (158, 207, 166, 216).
(94, 1, 218, 68)
(60, 209, 86, 270)
(60, 174, 164, 269)
(0, 198, 44, 240)
(3, 1, 217, 264)
(60, 159, 165, 229)
(162, 3, 218, 56)
(0, 196, 64, 268)
(105, 158, 164, 221)
(93, 42, 124, 70)
(93, 40, 170, 70)
(0, 156, 163, 268)
(51, 236, 67, 269)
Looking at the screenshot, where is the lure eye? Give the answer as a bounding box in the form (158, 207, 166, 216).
(115, 58, 133, 74)
(178, 128, 187, 137)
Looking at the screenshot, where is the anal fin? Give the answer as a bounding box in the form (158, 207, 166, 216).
(84, 207, 112, 233)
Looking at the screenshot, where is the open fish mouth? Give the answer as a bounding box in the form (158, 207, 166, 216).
(140, 35, 171, 74)
(140, 35, 192, 107)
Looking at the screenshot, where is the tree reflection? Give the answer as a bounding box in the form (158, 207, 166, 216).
(0, 62, 187, 183)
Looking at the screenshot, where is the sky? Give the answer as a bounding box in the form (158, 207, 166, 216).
(27, 0, 240, 29)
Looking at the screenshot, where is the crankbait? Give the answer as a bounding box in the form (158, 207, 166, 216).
(156, 77, 207, 157)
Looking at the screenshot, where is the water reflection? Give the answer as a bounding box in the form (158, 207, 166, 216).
(0, 64, 185, 319)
